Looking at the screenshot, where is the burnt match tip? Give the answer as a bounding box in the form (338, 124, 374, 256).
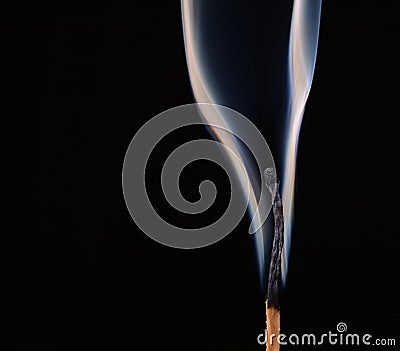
(264, 167, 277, 186)
(264, 167, 279, 195)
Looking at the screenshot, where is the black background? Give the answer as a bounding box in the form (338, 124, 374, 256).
(2, 0, 399, 350)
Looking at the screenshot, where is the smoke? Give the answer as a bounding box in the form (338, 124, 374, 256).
(181, 0, 322, 285)
(282, 0, 322, 284)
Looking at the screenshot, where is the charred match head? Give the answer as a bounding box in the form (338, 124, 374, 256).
(264, 167, 284, 351)
(264, 167, 284, 312)
(264, 167, 280, 198)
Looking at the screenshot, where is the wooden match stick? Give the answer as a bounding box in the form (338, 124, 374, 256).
(264, 168, 284, 351)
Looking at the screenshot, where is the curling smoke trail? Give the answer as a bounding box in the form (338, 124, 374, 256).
(181, 0, 268, 276)
(282, 0, 322, 284)
(181, 0, 322, 285)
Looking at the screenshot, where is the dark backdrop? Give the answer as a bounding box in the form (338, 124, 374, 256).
(2, 0, 399, 350)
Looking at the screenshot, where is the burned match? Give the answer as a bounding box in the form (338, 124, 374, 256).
(264, 168, 284, 351)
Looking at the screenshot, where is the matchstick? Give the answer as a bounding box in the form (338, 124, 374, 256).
(264, 168, 284, 351)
